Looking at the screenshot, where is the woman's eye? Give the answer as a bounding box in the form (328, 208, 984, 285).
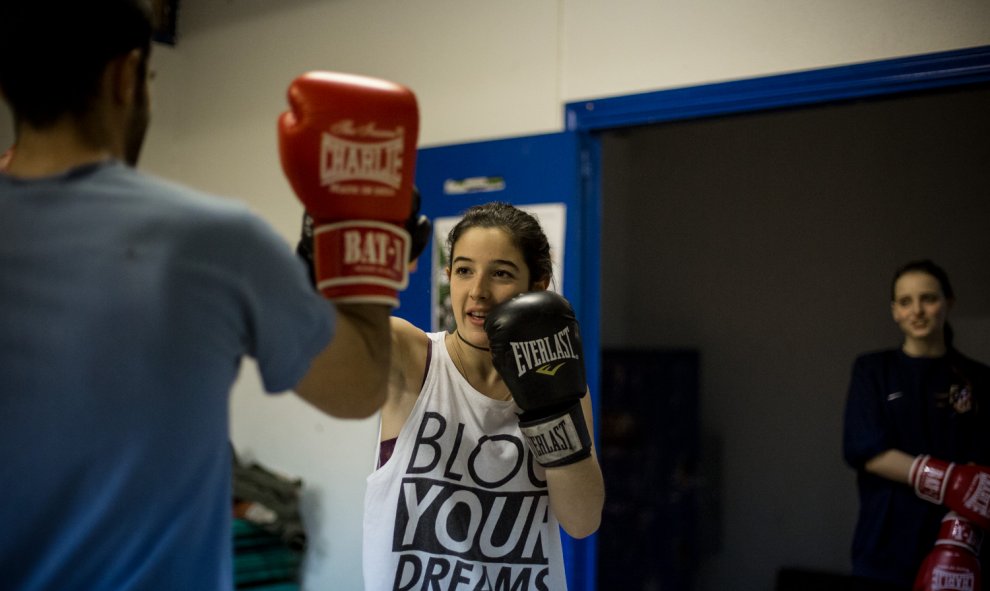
(454, 267, 471, 276)
(493, 269, 514, 279)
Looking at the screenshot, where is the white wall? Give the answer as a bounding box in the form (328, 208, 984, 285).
(2, 1, 988, 589)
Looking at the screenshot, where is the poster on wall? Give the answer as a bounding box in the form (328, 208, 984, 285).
(431, 203, 567, 332)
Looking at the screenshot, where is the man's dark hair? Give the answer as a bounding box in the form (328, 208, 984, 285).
(0, 0, 153, 128)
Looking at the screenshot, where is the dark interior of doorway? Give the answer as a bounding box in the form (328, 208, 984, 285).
(595, 82, 990, 590)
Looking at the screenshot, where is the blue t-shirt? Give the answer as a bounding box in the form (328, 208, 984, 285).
(0, 161, 333, 591)
(842, 348, 990, 587)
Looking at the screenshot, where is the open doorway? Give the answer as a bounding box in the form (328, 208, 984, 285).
(594, 80, 990, 590)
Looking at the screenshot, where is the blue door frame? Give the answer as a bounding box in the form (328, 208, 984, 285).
(409, 132, 599, 590)
(558, 43, 989, 591)
(565, 45, 990, 133)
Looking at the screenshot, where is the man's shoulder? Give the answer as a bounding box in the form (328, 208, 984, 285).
(118, 165, 252, 219)
(106, 165, 278, 245)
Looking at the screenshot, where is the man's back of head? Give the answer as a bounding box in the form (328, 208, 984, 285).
(0, 0, 153, 129)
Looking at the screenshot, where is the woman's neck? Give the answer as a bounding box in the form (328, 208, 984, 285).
(902, 337, 947, 358)
(445, 332, 510, 401)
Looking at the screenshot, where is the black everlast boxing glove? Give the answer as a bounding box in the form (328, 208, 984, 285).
(405, 187, 432, 264)
(296, 210, 318, 287)
(297, 187, 432, 288)
(485, 290, 592, 468)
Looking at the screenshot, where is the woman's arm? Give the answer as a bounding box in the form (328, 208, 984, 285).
(545, 392, 605, 539)
(379, 316, 430, 439)
(864, 448, 916, 484)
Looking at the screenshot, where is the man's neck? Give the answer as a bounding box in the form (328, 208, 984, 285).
(5, 121, 116, 178)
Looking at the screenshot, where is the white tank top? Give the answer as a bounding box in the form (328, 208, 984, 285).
(363, 332, 567, 591)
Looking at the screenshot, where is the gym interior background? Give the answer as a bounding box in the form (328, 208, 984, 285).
(2, 1, 987, 589)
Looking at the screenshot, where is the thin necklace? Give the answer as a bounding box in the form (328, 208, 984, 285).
(455, 330, 489, 352)
(449, 333, 511, 401)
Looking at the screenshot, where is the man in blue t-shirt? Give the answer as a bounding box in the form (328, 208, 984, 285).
(0, 1, 414, 589)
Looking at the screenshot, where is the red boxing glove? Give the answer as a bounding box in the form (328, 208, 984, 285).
(913, 512, 982, 591)
(912, 456, 990, 530)
(278, 71, 419, 307)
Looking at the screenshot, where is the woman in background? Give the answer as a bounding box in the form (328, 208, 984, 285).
(843, 259, 990, 590)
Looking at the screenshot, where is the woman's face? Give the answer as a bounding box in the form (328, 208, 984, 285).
(891, 271, 951, 344)
(446, 227, 544, 348)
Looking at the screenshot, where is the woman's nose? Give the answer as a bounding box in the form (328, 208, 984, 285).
(468, 277, 488, 300)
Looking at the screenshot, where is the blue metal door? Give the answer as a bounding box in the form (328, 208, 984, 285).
(399, 131, 600, 591)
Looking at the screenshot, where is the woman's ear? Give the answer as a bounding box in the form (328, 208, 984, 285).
(530, 277, 549, 291)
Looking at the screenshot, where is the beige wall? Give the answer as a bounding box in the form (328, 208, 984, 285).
(2, 1, 987, 589)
